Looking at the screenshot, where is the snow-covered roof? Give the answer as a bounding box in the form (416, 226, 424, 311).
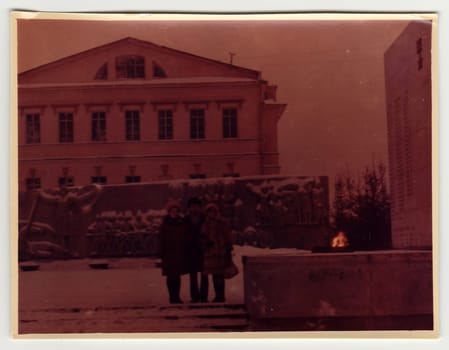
(93, 174, 327, 190)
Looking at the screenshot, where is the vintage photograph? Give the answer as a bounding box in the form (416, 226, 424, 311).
(13, 12, 436, 335)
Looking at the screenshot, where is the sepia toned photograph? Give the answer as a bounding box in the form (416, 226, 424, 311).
(12, 12, 436, 336)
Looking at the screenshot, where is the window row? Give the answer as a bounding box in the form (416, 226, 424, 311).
(25, 108, 238, 144)
(95, 55, 167, 80)
(25, 172, 241, 191)
(26, 176, 141, 190)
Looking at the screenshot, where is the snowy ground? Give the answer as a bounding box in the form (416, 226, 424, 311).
(18, 246, 304, 334)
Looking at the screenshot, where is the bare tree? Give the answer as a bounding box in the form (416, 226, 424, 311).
(333, 162, 391, 250)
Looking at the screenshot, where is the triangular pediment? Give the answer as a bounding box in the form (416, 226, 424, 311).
(19, 37, 260, 84)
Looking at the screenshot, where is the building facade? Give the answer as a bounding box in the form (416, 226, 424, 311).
(18, 37, 286, 191)
(384, 21, 432, 249)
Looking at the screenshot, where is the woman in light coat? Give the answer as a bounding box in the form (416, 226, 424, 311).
(201, 203, 233, 302)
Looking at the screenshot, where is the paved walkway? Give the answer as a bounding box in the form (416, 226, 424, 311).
(19, 303, 249, 334)
(19, 246, 295, 334)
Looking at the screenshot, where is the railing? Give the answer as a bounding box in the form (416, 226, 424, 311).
(86, 231, 159, 258)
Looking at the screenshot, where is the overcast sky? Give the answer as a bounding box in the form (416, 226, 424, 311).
(17, 17, 409, 186)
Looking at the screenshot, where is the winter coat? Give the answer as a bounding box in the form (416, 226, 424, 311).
(201, 217, 233, 274)
(185, 213, 205, 273)
(158, 215, 189, 277)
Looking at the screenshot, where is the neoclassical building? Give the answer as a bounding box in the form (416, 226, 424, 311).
(18, 37, 286, 191)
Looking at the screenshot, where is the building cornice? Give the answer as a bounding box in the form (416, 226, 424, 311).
(18, 99, 248, 113)
(18, 78, 260, 91)
(19, 138, 258, 147)
(18, 152, 259, 162)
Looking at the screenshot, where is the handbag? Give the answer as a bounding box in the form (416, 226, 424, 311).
(224, 259, 239, 279)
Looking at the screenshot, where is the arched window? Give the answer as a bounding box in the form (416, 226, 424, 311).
(116, 55, 145, 79)
(94, 63, 108, 80)
(153, 62, 167, 78)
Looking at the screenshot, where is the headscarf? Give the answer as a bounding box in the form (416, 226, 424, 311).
(205, 203, 220, 219)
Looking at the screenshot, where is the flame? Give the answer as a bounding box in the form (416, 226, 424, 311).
(331, 231, 349, 248)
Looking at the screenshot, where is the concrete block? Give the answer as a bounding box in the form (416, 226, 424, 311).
(243, 250, 433, 330)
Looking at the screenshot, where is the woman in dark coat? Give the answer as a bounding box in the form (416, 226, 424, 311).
(185, 197, 208, 302)
(159, 200, 189, 304)
(201, 203, 233, 302)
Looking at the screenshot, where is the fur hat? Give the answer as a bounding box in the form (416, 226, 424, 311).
(205, 202, 219, 213)
(165, 200, 182, 212)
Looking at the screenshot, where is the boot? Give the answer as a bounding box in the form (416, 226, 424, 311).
(200, 273, 209, 302)
(212, 274, 225, 302)
(166, 276, 183, 304)
(189, 272, 200, 302)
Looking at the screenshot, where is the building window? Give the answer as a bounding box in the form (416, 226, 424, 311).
(125, 176, 141, 183)
(160, 164, 170, 178)
(416, 38, 423, 53)
(224, 162, 239, 177)
(92, 112, 107, 141)
(189, 163, 206, 179)
(153, 62, 167, 78)
(26, 178, 41, 191)
(59, 112, 74, 143)
(94, 63, 108, 80)
(190, 109, 205, 139)
(189, 174, 207, 179)
(26, 113, 40, 144)
(59, 176, 74, 187)
(116, 55, 145, 79)
(223, 108, 238, 138)
(416, 37, 424, 71)
(418, 57, 423, 71)
(223, 173, 240, 177)
(92, 176, 107, 185)
(125, 110, 140, 141)
(158, 110, 173, 140)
